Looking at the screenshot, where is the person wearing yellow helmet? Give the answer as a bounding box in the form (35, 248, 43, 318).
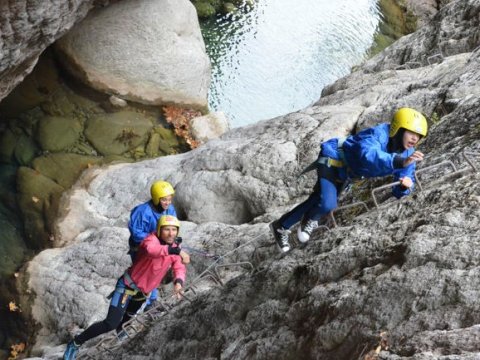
(63, 215, 189, 360)
(127, 180, 176, 308)
(271, 108, 427, 253)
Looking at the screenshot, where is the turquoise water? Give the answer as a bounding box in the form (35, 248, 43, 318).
(201, 0, 381, 127)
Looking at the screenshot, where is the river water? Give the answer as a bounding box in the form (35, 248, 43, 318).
(201, 0, 382, 127)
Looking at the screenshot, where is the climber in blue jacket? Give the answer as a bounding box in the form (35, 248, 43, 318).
(128, 180, 177, 308)
(270, 108, 428, 252)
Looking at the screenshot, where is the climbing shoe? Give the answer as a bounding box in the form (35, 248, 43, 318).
(270, 220, 291, 253)
(63, 340, 80, 360)
(297, 218, 318, 243)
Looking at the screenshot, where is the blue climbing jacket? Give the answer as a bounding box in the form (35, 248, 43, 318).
(321, 123, 416, 199)
(128, 201, 177, 245)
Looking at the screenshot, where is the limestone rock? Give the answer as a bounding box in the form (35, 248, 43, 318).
(0, 0, 111, 103)
(17, 167, 64, 250)
(362, 0, 480, 72)
(55, 0, 211, 109)
(36, 116, 83, 152)
(108, 95, 127, 108)
(32, 153, 102, 189)
(84, 111, 154, 156)
(190, 112, 230, 144)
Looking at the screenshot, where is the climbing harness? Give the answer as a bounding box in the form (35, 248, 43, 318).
(299, 137, 346, 176)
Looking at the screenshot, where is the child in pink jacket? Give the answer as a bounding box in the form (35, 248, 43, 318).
(63, 215, 190, 360)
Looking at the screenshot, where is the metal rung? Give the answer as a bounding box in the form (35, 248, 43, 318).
(201, 270, 223, 286)
(427, 53, 443, 65)
(330, 201, 369, 226)
(214, 262, 254, 285)
(463, 149, 480, 172)
(371, 181, 401, 208)
(415, 160, 457, 190)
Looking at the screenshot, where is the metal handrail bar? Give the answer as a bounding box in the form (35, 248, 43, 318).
(463, 150, 480, 172)
(371, 181, 401, 208)
(214, 261, 255, 285)
(415, 160, 457, 190)
(331, 201, 369, 226)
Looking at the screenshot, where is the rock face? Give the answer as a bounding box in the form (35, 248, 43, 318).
(0, 0, 110, 104)
(26, 0, 480, 358)
(55, 0, 211, 109)
(190, 111, 230, 144)
(361, 0, 480, 73)
(404, 0, 440, 27)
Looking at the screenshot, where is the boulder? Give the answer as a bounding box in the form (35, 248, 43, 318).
(32, 153, 102, 189)
(17, 167, 64, 250)
(36, 116, 83, 152)
(55, 0, 211, 109)
(84, 111, 154, 156)
(190, 112, 230, 144)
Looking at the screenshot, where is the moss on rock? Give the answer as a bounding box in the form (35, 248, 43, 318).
(32, 153, 102, 188)
(36, 116, 83, 152)
(195, 1, 217, 18)
(16, 167, 64, 249)
(0, 129, 17, 164)
(84, 111, 154, 156)
(154, 126, 183, 154)
(14, 135, 38, 166)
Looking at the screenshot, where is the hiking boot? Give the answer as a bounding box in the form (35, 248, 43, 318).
(297, 218, 318, 243)
(270, 220, 291, 253)
(63, 340, 80, 360)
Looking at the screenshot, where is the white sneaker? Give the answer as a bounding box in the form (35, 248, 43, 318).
(297, 219, 318, 243)
(270, 220, 291, 253)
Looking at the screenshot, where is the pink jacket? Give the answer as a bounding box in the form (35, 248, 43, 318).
(126, 233, 186, 293)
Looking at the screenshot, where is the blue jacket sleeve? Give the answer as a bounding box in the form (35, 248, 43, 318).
(128, 206, 153, 244)
(167, 204, 177, 217)
(392, 157, 416, 199)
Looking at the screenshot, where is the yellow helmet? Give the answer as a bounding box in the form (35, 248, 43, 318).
(150, 181, 175, 206)
(390, 108, 428, 137)
(157, 215, 180, 236)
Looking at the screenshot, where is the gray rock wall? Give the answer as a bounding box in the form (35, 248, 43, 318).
(0, 0, 110, 103)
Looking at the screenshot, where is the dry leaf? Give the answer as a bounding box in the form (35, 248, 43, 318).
(8, 301, 20, 312)
(32, 196, 39, 203)
(9, 342, 26, 359)
(163, 106, 201, 149)
(14, 272, 19, 278)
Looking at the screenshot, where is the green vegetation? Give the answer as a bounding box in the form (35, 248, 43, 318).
(368, 0, 418, 58)
(191, 0, 255, 18)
